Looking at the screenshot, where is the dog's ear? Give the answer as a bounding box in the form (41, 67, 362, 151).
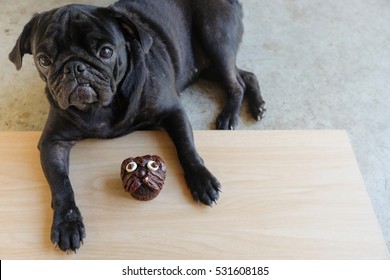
(9, 14, 39, 70)
(109, 8, 153, 54)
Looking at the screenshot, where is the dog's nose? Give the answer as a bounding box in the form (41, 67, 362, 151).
(64, 61, 86, 75)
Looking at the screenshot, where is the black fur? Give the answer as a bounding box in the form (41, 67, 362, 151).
(9, 0, 265, 252)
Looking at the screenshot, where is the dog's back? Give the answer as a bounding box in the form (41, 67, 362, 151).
(113, 0, 244, 91)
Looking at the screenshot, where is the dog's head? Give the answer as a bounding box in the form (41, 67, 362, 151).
(9, 4, 152, 111)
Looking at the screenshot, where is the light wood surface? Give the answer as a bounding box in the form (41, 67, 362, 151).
(0, 130, 388, 259)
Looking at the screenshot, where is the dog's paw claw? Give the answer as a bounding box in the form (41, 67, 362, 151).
(190, 175, 220, 207)
(254, 103, 266, 121)
(216, 112, 239, 130)
(51, 207, 86, 253)
(258, 108, 266, 120)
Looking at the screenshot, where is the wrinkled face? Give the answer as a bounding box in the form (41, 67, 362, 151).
(32, 5, 128, 110)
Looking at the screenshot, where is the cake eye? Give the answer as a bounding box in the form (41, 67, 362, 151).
(125, 162, 137, 172)
(147, 160, 159, 171)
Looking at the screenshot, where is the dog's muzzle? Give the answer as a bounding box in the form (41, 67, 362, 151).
(54, 61, 100, 110)
(68, 84, 98, 110)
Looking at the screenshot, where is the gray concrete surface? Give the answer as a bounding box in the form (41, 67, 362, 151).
(1, 0, 389, 252)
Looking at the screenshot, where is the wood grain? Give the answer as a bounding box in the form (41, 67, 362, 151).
(0, 130, 388, 259)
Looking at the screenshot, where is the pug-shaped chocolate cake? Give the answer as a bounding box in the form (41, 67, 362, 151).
(120, 155, 167, 201)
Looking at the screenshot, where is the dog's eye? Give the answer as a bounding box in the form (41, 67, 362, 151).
(147, 160, 159, 171)
(38, 55, 52, 68)
(99, 46, 114, 59)
(125, 162, 137, 173)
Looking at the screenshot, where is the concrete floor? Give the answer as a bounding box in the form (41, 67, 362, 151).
(1, 0, 389, 252)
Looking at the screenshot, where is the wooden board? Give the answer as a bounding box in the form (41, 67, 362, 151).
(0, 130, 388, 259)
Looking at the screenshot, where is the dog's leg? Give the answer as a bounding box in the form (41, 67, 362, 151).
(163, 105, 221, 205)
(238, 69, 266, 121)
(215, 65, 246, 130)
(194, 9, 245, 129)
(39, 135, 85, 253)
(195, 1, 265, 129)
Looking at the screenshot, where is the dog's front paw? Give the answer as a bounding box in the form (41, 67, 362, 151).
(51, 206, 86, 253)
(185, 166, 221, 206)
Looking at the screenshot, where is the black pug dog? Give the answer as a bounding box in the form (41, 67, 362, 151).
(9, 0, 265, 253)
